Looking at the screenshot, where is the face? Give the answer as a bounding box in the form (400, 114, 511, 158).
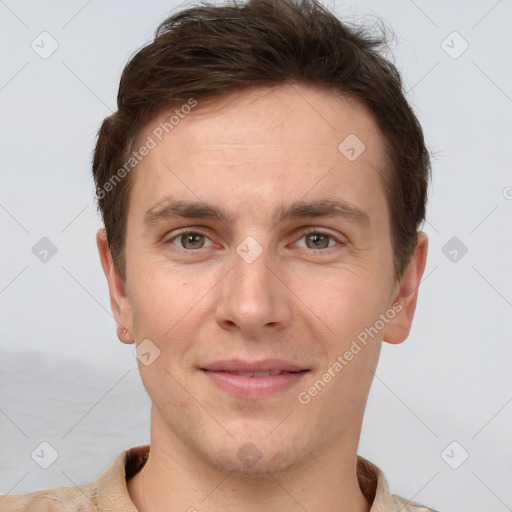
(98, 84, 427, 475)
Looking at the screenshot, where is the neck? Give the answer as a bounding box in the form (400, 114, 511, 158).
(127, 408, 371, 512)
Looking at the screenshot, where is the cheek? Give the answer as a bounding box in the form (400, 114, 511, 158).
(297, 267, 387, 342)
(129, 270, 202, 396)
(129, 261, 209, 326)
(304, 273, 389, 399)
(127, 264, 223, 381)
(301, 280, 385, 405)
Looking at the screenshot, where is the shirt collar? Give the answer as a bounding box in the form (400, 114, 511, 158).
(96, 444, 394, 511)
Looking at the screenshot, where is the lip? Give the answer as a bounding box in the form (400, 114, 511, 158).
(200, 358, 306, 373)
(200, 359, 309, 399)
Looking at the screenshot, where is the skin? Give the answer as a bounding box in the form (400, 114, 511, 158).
(97, 83, 428, 512)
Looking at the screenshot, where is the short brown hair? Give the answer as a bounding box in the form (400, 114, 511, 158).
(92, 0, 430, 281)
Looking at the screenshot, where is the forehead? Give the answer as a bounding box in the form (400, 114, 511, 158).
(129, 84, 389, 230)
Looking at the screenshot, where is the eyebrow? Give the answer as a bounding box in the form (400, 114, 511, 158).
(144, 198, 371, 231)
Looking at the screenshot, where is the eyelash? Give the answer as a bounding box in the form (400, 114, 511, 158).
(164, 228, 346, 251)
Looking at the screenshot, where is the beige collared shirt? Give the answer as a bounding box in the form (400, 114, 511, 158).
(0, 444, 438, 511)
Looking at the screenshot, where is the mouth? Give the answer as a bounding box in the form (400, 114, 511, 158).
(200, 358, 308, 373)
(201, 369, 308, 377)
(199, 359, 310, 398)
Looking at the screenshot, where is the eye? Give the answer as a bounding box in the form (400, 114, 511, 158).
(166, 230, 214, 250)
(164, 229, 344, 252)
(294, 230, 344, 250)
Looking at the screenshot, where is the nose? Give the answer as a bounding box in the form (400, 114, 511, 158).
(215, 241, 292, 336)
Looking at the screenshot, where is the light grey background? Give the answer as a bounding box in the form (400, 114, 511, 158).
(1, 1, 511, 511)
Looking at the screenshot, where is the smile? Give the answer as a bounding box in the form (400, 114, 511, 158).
(201, 368, 309, 398)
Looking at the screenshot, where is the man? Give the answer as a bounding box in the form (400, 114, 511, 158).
(1, 0, 438, 510)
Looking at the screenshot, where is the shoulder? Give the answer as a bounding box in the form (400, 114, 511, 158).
(0, 445, 148, 512)
(391, 493, 441, 512)
(356, 454, 440, 512)
(0, 481, 97, 511)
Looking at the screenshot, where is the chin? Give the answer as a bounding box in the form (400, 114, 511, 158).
(198, 429, 312, 477)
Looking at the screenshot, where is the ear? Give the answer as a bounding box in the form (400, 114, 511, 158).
(383, 231, 428, 345)
(96, 228, 134, 344)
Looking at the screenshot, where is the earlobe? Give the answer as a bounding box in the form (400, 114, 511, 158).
(96, 229, 134, 344)
(116, 325, 134, 344)
(383, 232, 428, 345)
